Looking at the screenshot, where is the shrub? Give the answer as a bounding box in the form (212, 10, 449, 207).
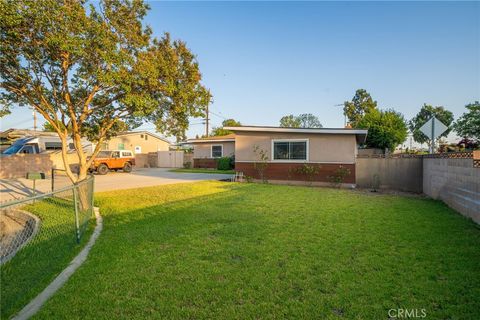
(253, 145, 269, 183)
(217, 157, 232, 170)
(294, 164, 320, 186)
(183, 161, 192, 169)
(329, 166, 351, 188)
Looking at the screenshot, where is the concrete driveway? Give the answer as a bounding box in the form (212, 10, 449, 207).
(0, 168, 234, 202)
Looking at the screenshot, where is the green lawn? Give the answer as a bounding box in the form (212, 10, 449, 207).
(169, 168, 235, 174)
(33, 182, 480, 319)
(1, 198, 93, 319)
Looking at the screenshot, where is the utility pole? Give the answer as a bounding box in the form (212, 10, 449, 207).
(32, 109, 37, 134)
(205, 104, 209, 137)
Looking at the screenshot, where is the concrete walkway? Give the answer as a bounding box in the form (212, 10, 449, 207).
(0, 168, 233, 202)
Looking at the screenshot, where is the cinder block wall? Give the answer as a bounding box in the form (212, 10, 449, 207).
(0, 153, 79, 179)
(423, 158, 479, 223)
(356, 157, 423, 193)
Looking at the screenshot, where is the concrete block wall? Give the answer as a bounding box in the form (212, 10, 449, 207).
(423, 158, 480, 224)
(0, 153, 79, 179)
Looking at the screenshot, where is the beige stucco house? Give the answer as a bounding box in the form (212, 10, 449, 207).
(225, 126, 367, 185)
(103, 131, 171, 154)
(187, 134, 235, 168)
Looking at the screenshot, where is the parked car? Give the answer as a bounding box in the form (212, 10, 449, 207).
(1, 135, 93, 156)
(90, 150, 135, 175)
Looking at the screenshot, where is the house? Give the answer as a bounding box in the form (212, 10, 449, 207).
(102, 131, 171, 154)
(224, 126, 367, 186)
(187, 134, 235, 168)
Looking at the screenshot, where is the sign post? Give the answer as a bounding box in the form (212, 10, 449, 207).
(26, 172, 46, 202)
(419, 117, 448, 153)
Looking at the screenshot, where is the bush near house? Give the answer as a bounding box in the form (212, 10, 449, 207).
(217, 157, 233, 170)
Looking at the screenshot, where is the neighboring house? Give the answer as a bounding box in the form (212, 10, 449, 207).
(102, 131, 171, 154)
(224, 126, 367, 186)
(187, 134, 235, 168)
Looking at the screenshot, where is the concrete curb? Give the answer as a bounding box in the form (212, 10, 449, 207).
(13, 207, 103, 320)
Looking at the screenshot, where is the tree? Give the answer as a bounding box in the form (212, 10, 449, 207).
(409, 104, 454, 144)
(343, 89, 377, 127)
(210, 118, 241, 136)
(279, 113, 322, 128)
(297, 113, 322, 128)
(1, 0, 211, 183)
(42, 122, 55, 132)
(279, 115, 301, 128)
(358, 109, 408, 152)
(454, 101, 480, 142)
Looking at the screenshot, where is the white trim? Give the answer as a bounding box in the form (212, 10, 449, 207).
(224, 126, 367, 135)
(188, 139, 235, 143)
(271, 139, 309, 162)
(210, 144, 223, 158)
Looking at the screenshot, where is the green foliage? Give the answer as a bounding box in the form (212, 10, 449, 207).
(279, 113, 322, 128)
(279, 115, 301, 128)
(0, 0, 211, 181)
(358, 109, 408, 152)
(217, 157, 232, 170)
(409, 104, 454, 144)
(210, 119, 241, 136)
(253, 144, 269, 183)
(42, 122, 55, 132)
(329, 166, 351, 187)
(454, 101, 480, 142)
(343, 89, 377, 127)
(294, 164, 320, 186)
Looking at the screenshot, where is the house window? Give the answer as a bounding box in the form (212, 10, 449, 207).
(273, 140, 308, 160)
(145, 135, 148, 140)
(211, 145, 223, 158)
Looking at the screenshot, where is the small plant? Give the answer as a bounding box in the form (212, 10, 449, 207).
(329, 166, 351, 188)
(294, 164, 320, 186)
(183, 161, 192, 169)
(253, 145, 269, 183)
(217, 157, 232, 170)
(244, 175, 254, 183)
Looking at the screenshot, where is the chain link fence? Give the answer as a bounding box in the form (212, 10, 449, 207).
(0, 175, 94, 319)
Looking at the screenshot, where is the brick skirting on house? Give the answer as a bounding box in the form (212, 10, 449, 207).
(235, 162, 356, 184)
(193, 158, 217, 169)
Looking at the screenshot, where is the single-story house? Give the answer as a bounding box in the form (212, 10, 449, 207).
(187, 134, 235, 168)
(224, 126, 367, 186)
(102, 131, 171, 154)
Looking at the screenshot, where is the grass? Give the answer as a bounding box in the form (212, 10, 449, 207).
(30, 182, 480, 319)
(1, 197, 93, 319)
(169, 168, 235, 174)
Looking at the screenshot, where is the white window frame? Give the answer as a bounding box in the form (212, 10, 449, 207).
(211, 144, 223, 158)
(271, 139, 309, 162)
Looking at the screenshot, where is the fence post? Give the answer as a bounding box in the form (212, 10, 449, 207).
(72, 184, 80, 244)
(51, 168, 54, 192)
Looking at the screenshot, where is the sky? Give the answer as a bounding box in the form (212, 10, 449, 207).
(1, 1, 479, 142)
